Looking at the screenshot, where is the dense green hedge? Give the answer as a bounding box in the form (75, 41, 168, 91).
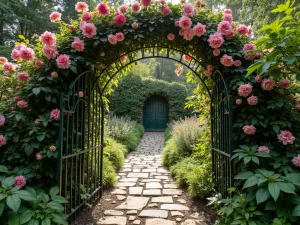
(109, 73, 192, 122)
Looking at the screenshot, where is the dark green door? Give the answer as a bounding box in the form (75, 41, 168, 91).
(143, 96, 168, 131)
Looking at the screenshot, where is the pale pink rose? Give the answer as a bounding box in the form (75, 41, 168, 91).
(237, 25, 249, 35)
(261, 78, 275, 91)
(0, 57, 7, 63)
(43, 45, 58, 59)
(224, 9, 232, 14)
(0, 115, 5, 126)
(49, 146, 57, 151)
(51, 72, 58, 78)
(183, 4, 194, 16)
(255, 75, 262, 83)
(247, 26, 253, 35)
(225, 31, 234, 40)
(17, 72, 30, 82)
(233, 60, 242, 67)
(119, 5, 127, 13)
(116, 32, 125, 42)
(243, 43, 257, 60)
(14, 96, 21, 102)
(179, 29, 185, 36)
(220, 54, 233, 67)
(50, 109, 60, 120)
(207, 65, 214, 71)
(97, 3, 110, 16)
(223, 14, 232, 23)
(255, 53, 262, 59)
(34, 119, 41, 125)
(56, 54, 71, 69)
(296, 98, 300, 104)
(161, 6, 171, 16)
(175, 21, 179, 27)
(238, 84, 252, 97)
(72, 37, 85, 52)
(278, 79, 290, 89)
(218, 21, 232, 35)
(258, 146, 270, 153)
(17, 100, 28, 109)
(132, 2, 141, 12)
(193, 23, 206, 36)
(213, 49, 220, 56)
(167, 33, 175, 40)
(82, 12, 92, 22)
(81, 23, 97, 38)
(183, 29, 194, 41)
(296, 105, 300, 111)
(40, 31, 56, 46)
(132, 22, 139, 29)
(3, 62, 14, 71)
(114, 14, 126, 27)
(236, 99, 242, 105)
(175, 66, 183, 76)
(278, 130, 295, 145)
(292, 155, 300, 167)
(14, 176, 26, 187)
(14, 44, 25, 51)
(36, 152, 42, 160)
(78, 91, 84, 98)
(108, 34, 117, 44)
(196, 0, 201, 7)
(208, 33, 224, 49)
(11, 49, 21, 61)
(204, 70, 212, 77)
(247, 96, 258, 106)
(35, 60, 44, 69)
(243, 125, 256, 135)
(178, 16, 192, 30)
(141, 0, 152, 7)
(75, 2, 89, 12)
(69, 25, 75, 31)
(50, 12, 62, 22)
(243, 43, 256, 51)
(0, 135, 6, 147)
(120, 56, 127, 63)
(20, 47, 35, 61)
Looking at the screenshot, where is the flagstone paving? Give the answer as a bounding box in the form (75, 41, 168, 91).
(74, 132, 216, 225)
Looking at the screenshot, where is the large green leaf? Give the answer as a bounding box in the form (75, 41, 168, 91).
(52, 195, 68, 204)
(268, 183, 280, 202)
(52, 214, 68, 225)
(17, 190, 36, 201)
(8, 213, 20, 225)
(235, 171, 254, 180)
(277, 182, 295, 194)
(0, 201, 4, 216)
(292, 205, 300, 216)
(244, 176, 259, 189)
(47, 201, 64, 211)
(246, 62, 263, 77)
(20, 210, 34, 224)
(2, 176, 16, 188)
(0, 165, 8, 173)
(257, 62, 272, 75)
(50, 186, 60, 197)
(6, 194, 21, 212)
(256, 187, 270, 204)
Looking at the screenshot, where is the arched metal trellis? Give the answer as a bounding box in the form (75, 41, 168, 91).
(57, 45, 233, 218)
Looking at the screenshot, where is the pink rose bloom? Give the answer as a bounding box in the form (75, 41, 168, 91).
(0, 115, 5, 126)
(175, 21, 179, 27)
(14, 44, 25, 51)
(207, 65, 214, 71)
(14, 96, 21, 102)
(78, 91, 84, 98)
(51, 72, 58, 78)
(82, 12, 92, 22)
(97, 3, 110, 16)
(116, 32, 125, 42)
(0, 57, 7, 63)
(258, 146, 270, 153)
(141, 0, 152, 6)
(183, 4, 194, 16)
(278, 79, 290, 89)
(114, 14, 126, 27)
(3, 62, 14, 71)
(179, 29, 184, 36)
(132, 2, 141, 12)
(237, 25, 249, 35)
(69, 25, 75, 31)
(132, 22, 139, 29)
(17, 100, 28, 109)
(34, 119, 41, 125)
(243, 43, 256, 51)
(278, 130, 295, 145)
(224, 9, 232, 14)
(220, 54, 233, 67)
(243, 43, 257, 60)
(14, 176, 26, 187)
(225, 31, 234, 40)
(178, 16, 192, 30)
(175, 66, 183, 76)
(75, 2, 89, 12)
(193, 23, 206, 36)
(36, 152, 42, 160)
(56, 54, 71, 69)
(50, 12, 62, 22)
(247, 96, 258, 106)
(296, 98, 300, 104)
(223, 14, 232, 23)
(11, 49, 21, 61)
(218, 21, 232, 35)
(261, 78, 275, 91)
(49, 146, 57, 151)
(255, 75, 262, 83)
(233, 60, 242, 67)
(51, 109, 60, 120)
(81, 23, 97, 38)
(213, 49, 220, 56)
(108, 34, 117, 44)
(238, 84, 253, 97)
(43, 45, 58, 59)
(296, 104, 300, 110)
(208, 33, 224, 49)
(243, 125, 256, 135)
(204, 70, 212, 77)
(72, 37, 85, 52)
(183, 29, 194, 41)
(20, 47, 35, 61)
(119, 5, 127, 13)
(196, 0, 201, 7)
(0, 135, 6, 147)
(167, 33, 175, 41)
(161, 6, 171, 16)
(17, 72, 30, 82)
(292, 155, 300, 167)
(40, 31, 56, 46)
(120, 56, 127, 63)
(35, 60, 44, 69)
(236, 99, 242, 105)
(247, 26, 253, 35)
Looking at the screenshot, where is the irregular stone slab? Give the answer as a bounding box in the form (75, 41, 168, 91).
(177, 218, 182, 222)
(133, 220, 141, 225)
(129, 216, 136, 221)
(177, 199, 187, 204)
(146, 182, 162, 189)
(142, 169, 157, 172)
(171, 211, 184, 217)
(104, 210, 124, 216)
(116, 196, 149, 210)
(116, 195, 126, 201)
(145, 218, 176, 225)
(181, 219, 196, 225)
(116, 182, 136, 187)
(128, 173, 149, 178)
(143, 189, 161, 196)
(164, 184, 178, 189)
(111, 189, 127, 195)
(152, 196, 174, 203)
(155, 176, 169, 180)
(120, 178, 138, 182)
(139, 210, 168, 219)
(141, 179, 161, 183)
(127, 210, 138, 215)
(148, 203, 158, 208)
(163, 189, 182, 196)
(97, 216, 127, 225)
(157, 168, 169, 173)
(161, 204, 190, 211)
(129, 187, 143, 195)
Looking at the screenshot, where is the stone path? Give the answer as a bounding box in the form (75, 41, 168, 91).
(96, 132, 210, 225)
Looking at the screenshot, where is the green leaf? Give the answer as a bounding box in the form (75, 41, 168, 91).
(235, 171, 254, 180)
(0, 165, 8, 173)
(52, 214, 68, 225)
(41, 217, 51, 225)
(244, 176, 259, 189)
(6, 194, 21, 212)
(70, 65, 77, 73)
(252, 156, 259, 164)
(0, 193, 7, 201)
(225, 207, 233, 216)
(268, 183, 280, 202)
(283, 56, 296, 65)
(246, 62, 263, 77)
(20, 210, 34, 224)
(32, 88, 41, 96)
(50, 186, 60, 197)
(17, 190, 36, 201)
(47, 201, 64, 211)
(258, 62, 272, 75)
(0, 201, 4, 216)
(52, 195, 68, 204)
(8, 213, 20, 225)
(292, 205, 300, 216)
(37, 134, 45, 142)
(273, 125, 280, 133)
(277, 182, 295, 194)
(256, 187, 270, 204)
(270, 69, 281, 78)
(2, 176, 16, 188)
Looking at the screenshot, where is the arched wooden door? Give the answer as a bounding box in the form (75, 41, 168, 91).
(143, 96, 169, 131)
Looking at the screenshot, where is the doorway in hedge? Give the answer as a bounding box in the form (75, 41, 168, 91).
(143, 95, 169, 131)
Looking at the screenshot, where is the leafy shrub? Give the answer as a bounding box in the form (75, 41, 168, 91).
(104, 138, 127, 170)
(102, 157, 117, 188)
(164, 126, 172, 142)
(162, 138, 187, 167)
